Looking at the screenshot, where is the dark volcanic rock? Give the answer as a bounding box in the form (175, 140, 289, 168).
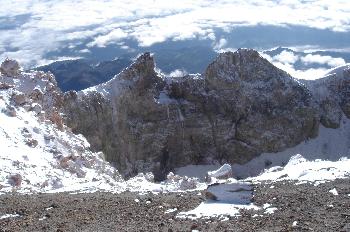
(63, 49, 324, 180)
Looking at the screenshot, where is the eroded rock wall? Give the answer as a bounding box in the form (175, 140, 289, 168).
(63, 50, 349, 180)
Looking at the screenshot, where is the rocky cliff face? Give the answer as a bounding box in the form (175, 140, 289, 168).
(63, 49, 349, 180)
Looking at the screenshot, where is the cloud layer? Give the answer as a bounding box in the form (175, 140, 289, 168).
(0, 0, 349, 67)
(262, 50, 347, 80)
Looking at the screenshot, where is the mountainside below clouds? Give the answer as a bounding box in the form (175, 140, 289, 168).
(62, 49, 350, 180)
(36, 58, 132, 92)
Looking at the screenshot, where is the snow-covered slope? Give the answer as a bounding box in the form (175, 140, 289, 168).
(0, 59, 124, 193)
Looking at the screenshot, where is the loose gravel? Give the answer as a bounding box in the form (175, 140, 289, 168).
(0, 178, 349, 232)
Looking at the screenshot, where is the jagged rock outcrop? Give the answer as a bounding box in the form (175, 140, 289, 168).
(63, 49, 329, 180)
(0, 59, 64, 128)
(302, 65, 350, 128)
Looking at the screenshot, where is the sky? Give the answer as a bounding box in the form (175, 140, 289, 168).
(0, 0, 349, 79)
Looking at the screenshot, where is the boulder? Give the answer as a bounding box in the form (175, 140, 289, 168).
(12, 92, 27, 106)
(0, 82, 14, 89)
(8, 174, 22, 187)
(29, 88, 44, 101)
(206, 164, 233, 182)
(25, 138, 38, 148)
(0, 58, 21, 77)
(3, 105, 16, 117)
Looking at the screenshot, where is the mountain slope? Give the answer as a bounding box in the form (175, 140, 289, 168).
(0, 59, 122, 193)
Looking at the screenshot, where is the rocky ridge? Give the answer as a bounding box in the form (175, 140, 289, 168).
(302, 64, 350, 128)
(62, 49, 350, 180)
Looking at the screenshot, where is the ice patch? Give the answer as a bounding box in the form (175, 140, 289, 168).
(177, 201, 259, 219)
(0, 214, 21, 220)
(205, 181, 252, 203)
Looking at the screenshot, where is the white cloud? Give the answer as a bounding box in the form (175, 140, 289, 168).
(168, 69, 188, 77)
(79, 49, 91, 54)
(88, 29, 128, 48)
(301, 54, 346, 67)
(0, 0, 350, 67)
(273, 51, 299, 64)
(213, 38, 228, 51)
(273, 61, 328, 80)
(261, 50, 348, 80)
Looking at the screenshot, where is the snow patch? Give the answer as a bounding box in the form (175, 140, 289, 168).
(177, 202, 259, 219)
(264, 207, 278, 214)
(248, 155, 350, 184)
(329, 188, 338, 196)
(178, 180, 258, 219)
(263, 203, 278, 214)
(165, 208, 178, 214)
